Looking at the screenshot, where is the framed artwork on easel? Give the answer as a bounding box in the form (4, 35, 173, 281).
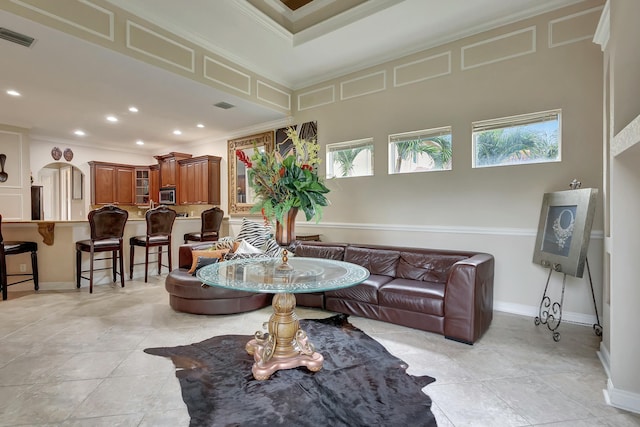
(532, 187, 598, 278)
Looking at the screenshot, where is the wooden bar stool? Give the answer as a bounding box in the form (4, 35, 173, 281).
(129, 205, 177, 282)
(75, 205, 129, 293)
(184, 207, 224, 243)
(0, 214, 39, 300)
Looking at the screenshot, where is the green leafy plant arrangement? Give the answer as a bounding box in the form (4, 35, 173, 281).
(235, 127, 330, 224)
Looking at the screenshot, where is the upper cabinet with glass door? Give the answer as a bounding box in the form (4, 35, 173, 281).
(135, 168, 150, 206)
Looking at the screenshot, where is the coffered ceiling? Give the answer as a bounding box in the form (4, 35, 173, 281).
(0, 0, 587, 154)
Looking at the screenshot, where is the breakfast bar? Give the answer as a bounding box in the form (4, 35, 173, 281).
(1, 216, 207, 291)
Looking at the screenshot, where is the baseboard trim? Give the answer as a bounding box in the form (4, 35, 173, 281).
(597, 341, 611, 377)
(604, 379, 640, 414)
(493, 301, 598, 326)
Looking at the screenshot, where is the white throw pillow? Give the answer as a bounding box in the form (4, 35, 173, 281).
(235, 239, 264, 255)
(224, 240, 267, 261)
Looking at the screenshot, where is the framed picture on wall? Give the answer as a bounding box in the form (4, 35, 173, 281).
(227, 130, 274, 216)
(276, 121, 317, 158)
(532, 187, 598, 278)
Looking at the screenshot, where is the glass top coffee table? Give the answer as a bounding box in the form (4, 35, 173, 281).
(197, 256, 369, 380)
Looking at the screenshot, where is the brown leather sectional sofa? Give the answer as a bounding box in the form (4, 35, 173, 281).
(165, 242, 271, 315)
(294, 242, 494, 344)
(165, 241, 495, 344)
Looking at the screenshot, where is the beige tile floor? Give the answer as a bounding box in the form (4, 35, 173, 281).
(1, 277, 639, 427)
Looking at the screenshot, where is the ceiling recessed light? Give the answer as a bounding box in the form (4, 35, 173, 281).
(136, 140, 144, 145)
(106, 115, 118, 122)
(173, 130, 182, 135)
(197, 123, 205, 128)
(74, 130, 86, 136)
(6, 90, 21, 97)
(129, 106, 138, 113)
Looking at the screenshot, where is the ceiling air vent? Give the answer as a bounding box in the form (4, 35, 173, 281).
(0, 27, 35, 47)
(214, 101, 235, 110)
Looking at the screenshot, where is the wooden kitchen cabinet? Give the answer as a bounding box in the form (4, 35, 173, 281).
(134, 168, 150, 205)
(89, 161, 135, 205)
(154, 152, 191, 189)
(91, 162, 115, 205)
(178, 161, 194, 205)
(117, 167, 135, 205)
(177, 155, 221, 205)
(149, 164, 159, 204)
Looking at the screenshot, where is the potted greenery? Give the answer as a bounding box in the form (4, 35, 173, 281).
(235, 127, 330, 245)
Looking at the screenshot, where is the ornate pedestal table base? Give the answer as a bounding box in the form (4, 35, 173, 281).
(245, 293, 323, 380)
(196, 257, 369, 380)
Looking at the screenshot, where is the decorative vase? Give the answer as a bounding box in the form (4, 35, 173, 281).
(275, 207, 298, 246)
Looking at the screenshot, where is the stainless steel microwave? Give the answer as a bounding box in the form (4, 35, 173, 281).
(159, 187, 176, 205)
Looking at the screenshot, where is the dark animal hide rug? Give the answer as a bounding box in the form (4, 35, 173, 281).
(144, 314, 437, 427)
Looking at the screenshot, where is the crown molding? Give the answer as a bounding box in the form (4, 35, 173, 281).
(107, 0, 588, 92)
(291, 0, 403, 46)
(232, 0, 293, 43)
(593, 0, 610, 51)
(105, 0, 291, 88)
(290, 0, 587, 90)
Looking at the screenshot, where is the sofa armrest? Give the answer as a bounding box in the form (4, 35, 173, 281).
(178, 243, 217, 269)
(443, 253, 494, 344)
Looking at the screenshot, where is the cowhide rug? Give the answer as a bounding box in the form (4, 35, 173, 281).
(145, 314, 437, 427)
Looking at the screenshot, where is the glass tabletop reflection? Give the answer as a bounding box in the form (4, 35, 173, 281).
(196, 256, 370, 294)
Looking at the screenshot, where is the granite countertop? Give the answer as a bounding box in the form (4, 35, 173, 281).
(3, 217, 200, 224)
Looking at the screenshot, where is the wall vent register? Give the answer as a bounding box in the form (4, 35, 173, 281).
(0, 27, 35, 47)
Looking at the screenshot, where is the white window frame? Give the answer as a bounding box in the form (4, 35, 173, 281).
(388, 126, 452, 174)
(326, 138, 374, 179)
(472, 109, 562, 168)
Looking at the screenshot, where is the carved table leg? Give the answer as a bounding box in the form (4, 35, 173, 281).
(245, 292, 323, 380)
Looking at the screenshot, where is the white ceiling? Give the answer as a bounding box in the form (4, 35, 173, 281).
(0, 0, 585, 154)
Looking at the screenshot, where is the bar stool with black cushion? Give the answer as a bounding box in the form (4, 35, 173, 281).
(1, 214, 39, 301)
(130, 205, 177, 282)
(184, 207, 224, 243)
(75, 205, 129, 294)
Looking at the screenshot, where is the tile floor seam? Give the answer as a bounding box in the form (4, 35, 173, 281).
(479, 378, 537, 427)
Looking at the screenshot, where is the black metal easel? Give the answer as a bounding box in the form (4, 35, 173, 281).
(534, 257, 602, 341)
(533, 179, 602, 341)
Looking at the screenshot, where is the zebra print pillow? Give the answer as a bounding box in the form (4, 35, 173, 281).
(263, 238, 285, 258)
(224, 252, 270, 261)
(236, 218, 271, 249)
(209, 236, 237, 250)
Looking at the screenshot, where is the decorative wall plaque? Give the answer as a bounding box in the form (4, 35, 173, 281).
(51, 147, 62, 160)
(63, 148, 74, 161)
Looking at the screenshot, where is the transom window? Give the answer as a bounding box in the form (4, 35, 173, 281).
(388, 127, 452, 174)
(472, 109, 561, 168)
(326, 138, 374, 179)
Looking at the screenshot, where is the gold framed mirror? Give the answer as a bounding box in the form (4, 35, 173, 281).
(228, 130, 274, 216)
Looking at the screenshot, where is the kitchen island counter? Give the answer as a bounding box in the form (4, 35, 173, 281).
(1, 216, 217, 291)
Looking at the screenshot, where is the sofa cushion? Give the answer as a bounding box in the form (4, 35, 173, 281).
(344, 246, 399, 276)
(379, 278, 445, 316)
(396, 252, 468, 283)
(325, 274, 393, 304)
(294, 244, 346, 260)
(166, 269, 258, 300)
